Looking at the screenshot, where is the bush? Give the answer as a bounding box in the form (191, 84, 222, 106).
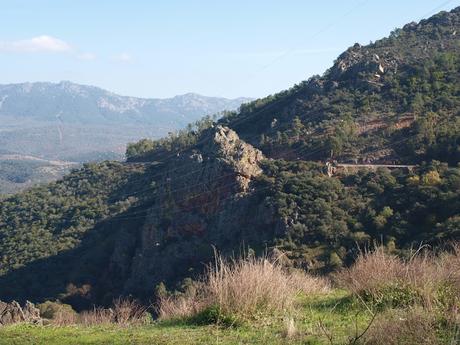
(37, 301, 77, 325)
(364, 309, 440, 345)
(192, 305, 240, 327)
(37, 301, 76, 320)
(336, 245, 460, 311)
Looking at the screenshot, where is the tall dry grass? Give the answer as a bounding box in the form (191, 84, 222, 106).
(364, 308, 442, 345)
(80, 298, 149, 326)
(47, 298, 149, 326)
(158, 254, 329, 321)
(336, 244, 460, 311)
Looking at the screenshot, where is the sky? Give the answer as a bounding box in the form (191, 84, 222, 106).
(0, 0, 459, 99)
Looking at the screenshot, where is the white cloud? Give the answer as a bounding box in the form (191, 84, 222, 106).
(0, 35, 72, 53)
(113, 52, 133, 62)
(77, 52, 96, 60)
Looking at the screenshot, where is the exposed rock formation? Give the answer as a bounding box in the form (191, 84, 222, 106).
(207, 125, 264, 191)
(0, 300, 41, 326)
(328, 42, 403, 86)
(104, 126, 268, 298)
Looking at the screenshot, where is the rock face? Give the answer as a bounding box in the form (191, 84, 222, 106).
(329, 43, 399, 83)
(207, 125, 264, 191)
(0, 300, 41, 326)
(103, 126, 269, 298)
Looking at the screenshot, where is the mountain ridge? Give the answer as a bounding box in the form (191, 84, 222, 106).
(0, 81, 252, 125)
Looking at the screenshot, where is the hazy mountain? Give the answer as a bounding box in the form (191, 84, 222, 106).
(0, 81, 251, 126)
(0, 81, 251, 193)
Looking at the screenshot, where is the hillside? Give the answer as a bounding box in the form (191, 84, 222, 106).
(223, 11, 460, 165)
(0, 155, 76, 194)
(0, 7, 459, 309)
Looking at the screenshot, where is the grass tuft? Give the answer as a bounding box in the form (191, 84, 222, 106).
(158, 253, 329, 323)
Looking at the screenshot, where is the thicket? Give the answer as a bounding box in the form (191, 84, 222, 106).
(254, 160, 460, 271)
(0, 161, 142, 275)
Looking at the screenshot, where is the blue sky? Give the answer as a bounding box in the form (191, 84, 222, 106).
(0, 0, 459, 99)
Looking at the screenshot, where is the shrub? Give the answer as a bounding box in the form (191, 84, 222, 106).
(364, 308, 458, 345)
(37, 301, 78, 326)
(336, 245, 460, 311)
(192, 305, 240, 327)
(37, 301, 76, 320)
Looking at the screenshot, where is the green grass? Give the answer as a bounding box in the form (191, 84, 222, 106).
(0, 290, 374, 345)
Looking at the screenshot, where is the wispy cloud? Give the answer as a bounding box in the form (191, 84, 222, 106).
(77, 52, 96, 60)
(0, 35, 72, 53)
(113, 52, 133, 62)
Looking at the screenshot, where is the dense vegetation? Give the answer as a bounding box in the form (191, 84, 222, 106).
(0, 161, 146, 275)
(255, 160, 460, 271)
(0, 7, 459, 313)
(219, 11, 460, 165)
(0, 159, 76, 195)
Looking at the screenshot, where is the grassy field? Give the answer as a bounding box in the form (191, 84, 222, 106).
(0, 291, 371, 345)
(2, 248, 459, 344)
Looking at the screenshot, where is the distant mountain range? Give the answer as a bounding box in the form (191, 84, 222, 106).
(0, 81, 251, 127)
(0, 81, 252, 193)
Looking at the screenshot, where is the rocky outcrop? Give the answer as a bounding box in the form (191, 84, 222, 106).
(105, 126, 269, 297)
(207, 125, 264, 191)
(0, 300, 41, 326)
(329, 43, 399, 83)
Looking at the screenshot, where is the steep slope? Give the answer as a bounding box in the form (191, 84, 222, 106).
(221, 8, 460, 165)
(0, 8, 459, 307)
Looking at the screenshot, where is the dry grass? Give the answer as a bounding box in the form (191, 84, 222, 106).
(158, 253, 329, 321)
(46, 298, 149, 327)
(80, 299, 148, 326)
(156, 285, 206, 320)
(50, 308, 78, 326)
(281, 317, 298, 339)
(112, 298, 149, 325)
(364, 308, 449, 345)
(79, 308, 114, 326)
(336, 244, 460, 311)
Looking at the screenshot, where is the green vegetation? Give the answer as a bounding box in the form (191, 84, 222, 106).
(0, 159, 73, 195)
(216, 12, 460, 165)
(125, 114, 217, 160)
(0, 161, 146, 275)
(254, 160, 460, 271)
(0, 292, 368, 345)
